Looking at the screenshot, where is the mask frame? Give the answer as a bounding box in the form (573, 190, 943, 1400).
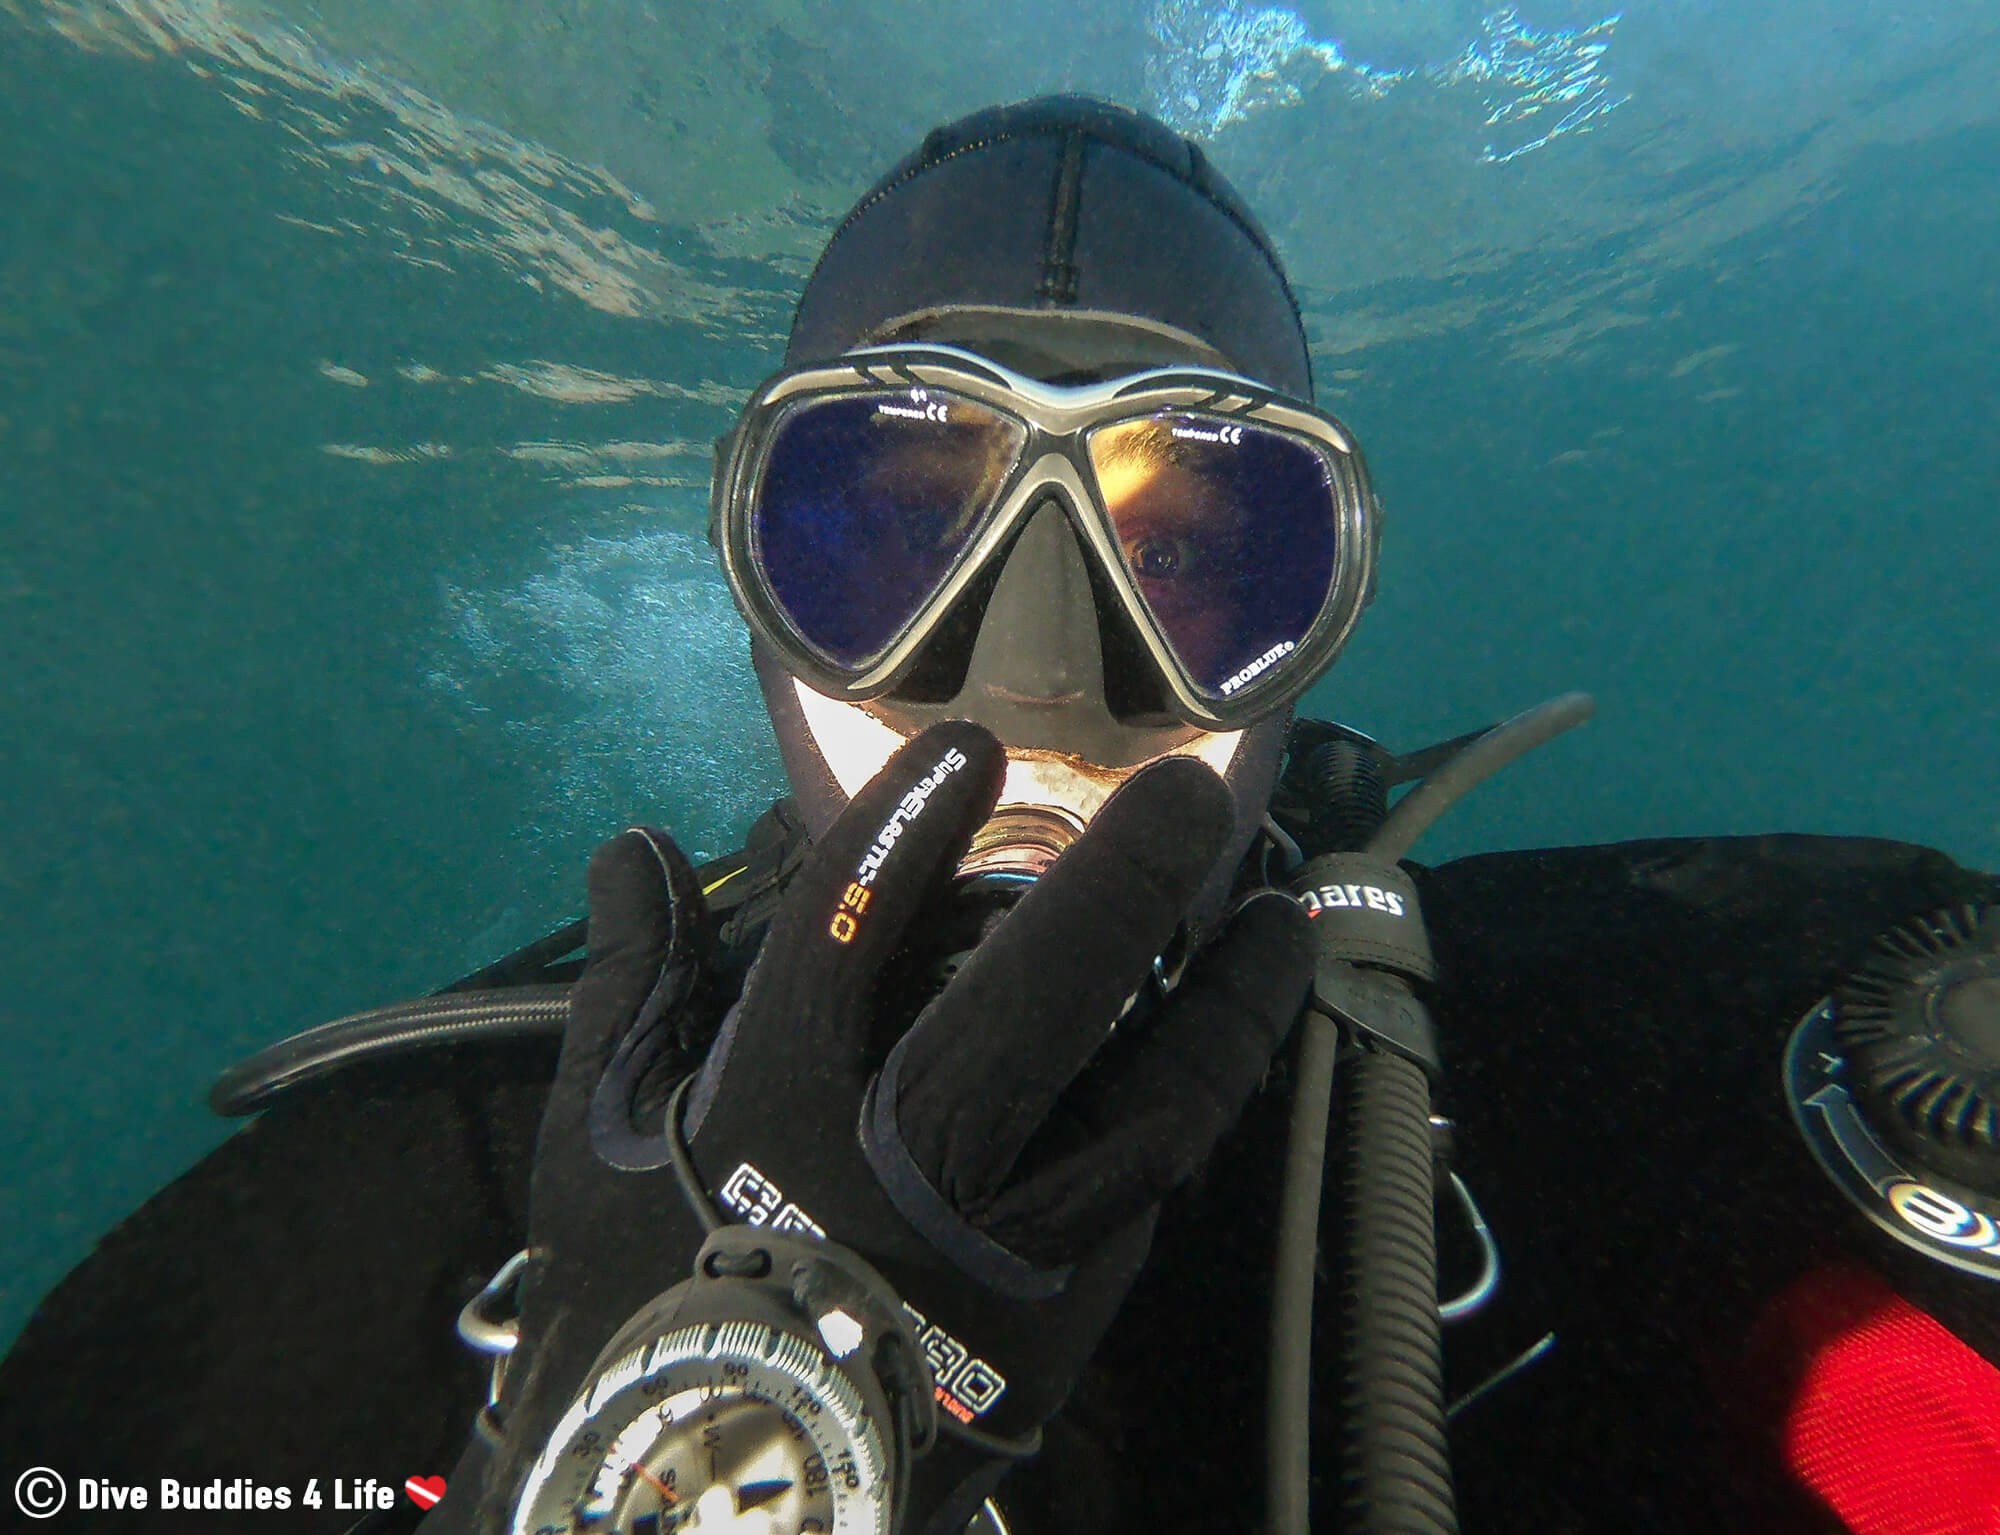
(711, 344, 1379, 733)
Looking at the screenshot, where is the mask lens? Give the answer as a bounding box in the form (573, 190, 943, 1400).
(1086, 414, 1340, 699)
(751, 390, 1027, 669)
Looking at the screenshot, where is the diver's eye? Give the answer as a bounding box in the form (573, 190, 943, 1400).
(1132, 537, 1185, 578)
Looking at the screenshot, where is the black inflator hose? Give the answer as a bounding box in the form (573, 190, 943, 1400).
(1306, 737, 1389, 856)
(1267, 693, 1595, 1535)
(1332, 1044, 1456, 1530)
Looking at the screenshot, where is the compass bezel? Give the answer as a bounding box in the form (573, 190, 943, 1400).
(511, 1316, 891, 1535)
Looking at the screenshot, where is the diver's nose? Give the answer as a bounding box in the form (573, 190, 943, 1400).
(961, 498, 1104, 707)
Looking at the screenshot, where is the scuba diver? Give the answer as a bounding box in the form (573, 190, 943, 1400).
(4, 95, 1997, 1535)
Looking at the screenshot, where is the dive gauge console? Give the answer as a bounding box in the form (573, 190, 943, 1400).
(512, 1226, 937, 1535)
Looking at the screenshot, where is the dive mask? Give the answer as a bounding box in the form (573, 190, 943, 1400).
(711, 344, 1379, 734)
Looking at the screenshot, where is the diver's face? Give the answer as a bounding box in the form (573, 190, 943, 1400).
(747, 331, 1315, 887)
(762, 361, 1268, 876)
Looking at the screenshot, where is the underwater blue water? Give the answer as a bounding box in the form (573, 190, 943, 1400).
(2, 0, 1995, 1346)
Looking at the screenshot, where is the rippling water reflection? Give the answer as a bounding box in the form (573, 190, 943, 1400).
(3, 0, 1996, 1347)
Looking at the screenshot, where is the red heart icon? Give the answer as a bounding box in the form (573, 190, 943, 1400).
(405, 1476, 447, 1510)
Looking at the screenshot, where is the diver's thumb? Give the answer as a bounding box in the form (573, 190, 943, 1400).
(565, 826, 707, 1073)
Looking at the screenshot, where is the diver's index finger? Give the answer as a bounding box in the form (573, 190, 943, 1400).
(762, 719, 1006, 982)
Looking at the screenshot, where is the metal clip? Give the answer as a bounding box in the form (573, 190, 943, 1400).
(1438, 1174, 1501, 1322)
(457, 1248, 536, 1410)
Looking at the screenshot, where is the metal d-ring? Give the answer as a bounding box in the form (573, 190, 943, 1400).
(458, 1248, 537, 1408)
(1438, 1173, 1502, 1322)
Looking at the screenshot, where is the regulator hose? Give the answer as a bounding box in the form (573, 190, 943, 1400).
(209, 986, 572, 1117)
(1267, 691, 1595, 1535)
(1266, 1007, 1340, 1535)
(1369, 692, 1596, 863)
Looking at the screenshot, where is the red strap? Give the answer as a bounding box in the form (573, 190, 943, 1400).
(1748, 1265, 2000, 1534)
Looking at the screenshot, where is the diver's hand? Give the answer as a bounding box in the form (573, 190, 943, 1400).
(682, 722, 1308, 1395)
(508, 722, 1311, 1529)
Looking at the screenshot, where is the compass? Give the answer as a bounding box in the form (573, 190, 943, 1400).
(513, 1320, 880, 1534)
(511, 1228, 932, 1535)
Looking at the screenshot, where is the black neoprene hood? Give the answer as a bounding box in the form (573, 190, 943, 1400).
(786, 94, 1314, 396)
(754, 96, 1325, 925)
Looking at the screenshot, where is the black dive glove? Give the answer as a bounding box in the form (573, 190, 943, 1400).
(461, 722, 1311, 1533)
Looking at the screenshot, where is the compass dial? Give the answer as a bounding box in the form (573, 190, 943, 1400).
(513, 1321, 888, 1535)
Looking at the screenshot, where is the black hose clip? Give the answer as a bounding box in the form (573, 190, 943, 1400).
(1288, 852, 1441, 1084)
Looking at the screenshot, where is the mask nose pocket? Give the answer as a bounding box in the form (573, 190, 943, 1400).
(884, 494, 1174, 727)
(961, 500, 1102, 706)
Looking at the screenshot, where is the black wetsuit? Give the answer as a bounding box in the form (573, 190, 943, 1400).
(3, 822, 1994, 1533)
